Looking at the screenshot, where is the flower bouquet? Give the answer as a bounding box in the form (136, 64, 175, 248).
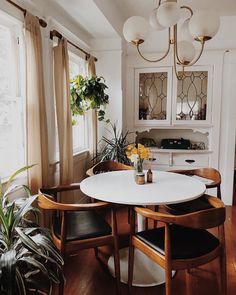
(126, 144, 150, 184)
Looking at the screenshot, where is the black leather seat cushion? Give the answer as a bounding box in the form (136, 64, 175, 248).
(166, 196, 214, 215)
(53, 210, 111, 241)
(137, 225, 219, 260)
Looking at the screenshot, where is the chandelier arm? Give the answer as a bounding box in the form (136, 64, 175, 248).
(173, 38, 184, 80)
(136, 28, 171, 63)
(180, 6, 193, 18)
(174, 24, 205, 67)
(184, 42, 205, 66)
(173, 25, 182, 65)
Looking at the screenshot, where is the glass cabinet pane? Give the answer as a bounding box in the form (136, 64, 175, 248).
(139, 72, 168, 120)
(176, 71, 208, 120)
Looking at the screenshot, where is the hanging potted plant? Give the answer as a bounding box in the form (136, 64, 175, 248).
(70, 75, 110, 124)
(0, 166, 63, 295)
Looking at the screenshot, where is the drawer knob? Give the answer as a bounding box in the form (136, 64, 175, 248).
(149, 157, 156, 161)
(185, 159, 195, 164)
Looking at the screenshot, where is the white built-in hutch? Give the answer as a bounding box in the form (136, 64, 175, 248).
(126, 51, 224, 172)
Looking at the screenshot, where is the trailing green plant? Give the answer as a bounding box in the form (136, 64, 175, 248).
(0, 166, 63, 295)
(96, 123, 133, 165)
(70, 75, 110, 124)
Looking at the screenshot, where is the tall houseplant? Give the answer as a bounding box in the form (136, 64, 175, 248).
(70, 75, 110, 124)
(0, 166, 63, 295)
(96, 123, 132, 165)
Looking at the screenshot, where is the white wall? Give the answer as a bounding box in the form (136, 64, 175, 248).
(91, 38, 123, 142)
(219, 51, 236, 205)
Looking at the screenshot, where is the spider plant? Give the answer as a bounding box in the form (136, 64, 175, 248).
(0, 166, 63, 295)
(96, 123, 133, 164)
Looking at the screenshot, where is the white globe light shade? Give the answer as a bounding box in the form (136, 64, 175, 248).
(177, 40, 196, 63)
(123, 16, 149, 43)
(156, 1, 180, 28)
(180, 19, 194, 42)
(189, 11, 220, 41)
(149, 9, 165, 31)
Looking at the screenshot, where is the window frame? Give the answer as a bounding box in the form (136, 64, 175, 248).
(68, 50, 89, 155)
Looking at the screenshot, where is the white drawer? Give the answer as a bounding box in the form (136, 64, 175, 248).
(172, 154, 209, 167)
(147, 152, 170, 165)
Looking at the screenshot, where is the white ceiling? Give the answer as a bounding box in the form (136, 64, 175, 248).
(115, 0, 236, 20)
(54, 0, 119, 38)
(51, 0, 236, 41)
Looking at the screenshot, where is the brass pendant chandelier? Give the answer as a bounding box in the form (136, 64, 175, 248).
(123, 0, 220, 79)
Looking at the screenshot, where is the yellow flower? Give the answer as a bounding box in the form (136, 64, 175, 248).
(131, 147, 138, 154)
(138, 143, 145, 150)
(127, 144, 134, 150)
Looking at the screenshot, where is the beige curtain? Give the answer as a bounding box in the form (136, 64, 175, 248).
(25, 12, 50, 194)
(87, 56, 97, 163)
(53, 38, 74, 186)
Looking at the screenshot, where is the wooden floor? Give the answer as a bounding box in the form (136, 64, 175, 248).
(61, 206, 236, 295)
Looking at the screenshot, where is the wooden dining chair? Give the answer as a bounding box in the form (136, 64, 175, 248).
(38, 184, 121, 295)
(162, 167, 222, 216)
(128, 195, 226, 295)
(86, 160, 133, 176)
(86, 160, 133, 223)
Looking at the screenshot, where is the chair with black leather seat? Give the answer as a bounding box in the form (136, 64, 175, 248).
(128, 195, 226, 295)
(86, 160, 132, 176)
(38, 184, 121, 295)
(163, 167, 222, 215)
(86, 160, 133, 223)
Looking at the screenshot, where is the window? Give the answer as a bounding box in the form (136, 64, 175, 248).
(0, 14, 25, 179)
(69, 51, 89, 154)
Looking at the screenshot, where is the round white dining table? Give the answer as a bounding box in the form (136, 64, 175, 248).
(80, 170, 206, 287)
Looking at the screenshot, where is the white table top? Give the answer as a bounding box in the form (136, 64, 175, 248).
(80, 170, 206, 206)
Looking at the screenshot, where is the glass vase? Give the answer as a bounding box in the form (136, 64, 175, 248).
(134, 159, 145, 184)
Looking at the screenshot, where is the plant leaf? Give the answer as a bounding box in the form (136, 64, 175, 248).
(15, 267, 26, 295)
(5, 165, 35, 191)
(12, 195, 38, 231)
(0, 250, 16, 294)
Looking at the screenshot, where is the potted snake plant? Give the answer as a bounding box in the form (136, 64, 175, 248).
(0, 166, 63, 295)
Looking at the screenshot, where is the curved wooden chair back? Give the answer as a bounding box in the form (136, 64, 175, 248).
(136, 195, 225, 230)
(86, 160, 132, 176)
(170, 167, 221, 199)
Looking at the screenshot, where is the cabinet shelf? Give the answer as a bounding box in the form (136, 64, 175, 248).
(149, 148, 212, 154)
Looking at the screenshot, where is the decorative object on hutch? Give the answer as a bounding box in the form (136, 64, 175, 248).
(123, 0, 220, 79)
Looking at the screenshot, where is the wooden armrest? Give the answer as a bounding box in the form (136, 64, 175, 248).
(204, 194, 225, 208)
(135, 196, 225, 228)
(86, 167, 93, 176)
(39, 183, 81, 194)
(38, 194, 110, 211)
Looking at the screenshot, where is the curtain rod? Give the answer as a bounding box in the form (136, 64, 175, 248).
(6, 0, 47, 27)
(50, 29, 98, 62)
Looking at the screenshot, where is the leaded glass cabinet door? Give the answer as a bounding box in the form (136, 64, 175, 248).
(134, 67, 172, 126)
(172, 66, 213, 125)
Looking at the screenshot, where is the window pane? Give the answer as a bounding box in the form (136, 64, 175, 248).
(69, 52, 88, 153)
(0, 20, 25, 178)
